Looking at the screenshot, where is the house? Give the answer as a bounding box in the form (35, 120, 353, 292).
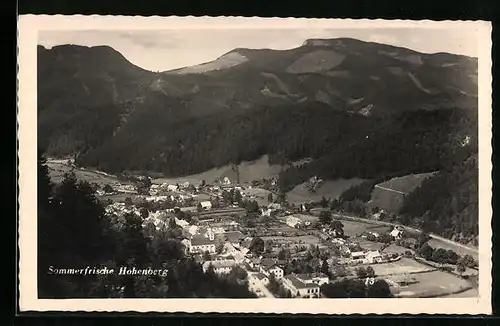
(223, 231, 245, 247)
(255, 273, 269, 286)
(202, 260, 236, 274)
(186, 225, 199, 236)
(261, 208, 272, 217)
(351, 251, 366, 263)
(268, 203, 282, 210)
(390, 227, 404, 240)
(282, 275, 321, 298)
(364, 250, 383, 264)
(318, 232, 330, 241)
(260, 258, 284, 279)
(200, 201, 213, 211)
(167, 184, 178, 192)
(189, 236, 216, 254)
(223, 177, 231, 185)
(240, 237, 253, 249)
(295, 273, 330, 286)
(248, 257, 262, 269)
(181, 239, 192, 254)
(285, 216, 302, 228)
(174, 218, 190, 228)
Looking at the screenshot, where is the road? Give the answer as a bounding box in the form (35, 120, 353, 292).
(247, 271, 275, 298)
(332, 213, 478, 256)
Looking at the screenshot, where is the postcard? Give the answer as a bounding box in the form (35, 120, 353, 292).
(17, 15, 492, 314)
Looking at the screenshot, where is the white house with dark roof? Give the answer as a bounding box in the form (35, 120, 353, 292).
(200, 201, 213, 210)
(282, 275, 321, 298)
(364, 250, 383, 264)
(202, 260, 236, 274)
(295, 273, 329, 286)
(259, 258, 284, 280)
(390, 227, 404, 240)
(189, 236, 216, 254)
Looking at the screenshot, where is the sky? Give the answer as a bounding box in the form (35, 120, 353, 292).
(38, 28, 479, 72)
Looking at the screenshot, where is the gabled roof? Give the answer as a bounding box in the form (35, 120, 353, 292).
(203, 260, 236, 269)
(191, 236, 215, 246)
(224, 231, 245, 243)
(284, 275, 319, 289)
(295, 272, 329, 281)
(260, 258, 276, 269)
(255, 273, 268, 280)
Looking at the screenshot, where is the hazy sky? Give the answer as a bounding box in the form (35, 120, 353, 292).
(39, 28, 478, 72)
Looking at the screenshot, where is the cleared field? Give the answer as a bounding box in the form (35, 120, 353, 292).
(261, 235, 322, 246)
(48, 162, 118, 185)
(384, 243, 412, 255)
(393, 270, 473, 298)
(363, 224, 393, 233)
(427, 238, 478, 260)
(288, 214, 319, 223)
(267, 225, 302, 233)
(152, 155, 282, 185)
(241, 187, 272, 206)
(341, 220, 391, 237)
(355, 239, 386, 251)
(371, 258, 435, 276)
(367, 172, 437, 213)
(287, 178, 366, 204)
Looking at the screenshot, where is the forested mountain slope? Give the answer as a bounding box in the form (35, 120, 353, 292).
(38, 38, 478, 182)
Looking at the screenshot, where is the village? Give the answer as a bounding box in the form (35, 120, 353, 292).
(92, 171, 479, 299)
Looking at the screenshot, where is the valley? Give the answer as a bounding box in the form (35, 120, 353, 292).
(37, 36, 480, 300)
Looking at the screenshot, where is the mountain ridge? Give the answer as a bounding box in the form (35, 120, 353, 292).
(38, 37, 478, 183)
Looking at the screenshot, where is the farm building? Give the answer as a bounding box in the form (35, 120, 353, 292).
(200, 201, 213, 210)
(364, 250, 383, 264)
(295, 273, 330, 286)
(282, 275, 321, 298)
(390, 227, 404, 240)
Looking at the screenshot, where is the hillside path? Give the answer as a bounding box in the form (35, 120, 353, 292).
(373, 184, 408, 195)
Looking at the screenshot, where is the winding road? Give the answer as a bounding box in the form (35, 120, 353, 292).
(332, 213, 478, 257)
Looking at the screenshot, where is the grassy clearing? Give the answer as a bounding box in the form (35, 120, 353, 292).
(287, 178, 366, 204)
(152, 154, 282, 185)
(354, 239, 386, 251)
(367, 172, 437, 213)
(441, 288, 478, 298)
(341, 220, 391, 237)
(371, 258, 435, 276)
(393, 270, 473, 298)
(48, 162, 117, 186)
(427, 238, 479, 260)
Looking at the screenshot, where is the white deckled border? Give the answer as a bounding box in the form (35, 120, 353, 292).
(17, 15, 493, 314)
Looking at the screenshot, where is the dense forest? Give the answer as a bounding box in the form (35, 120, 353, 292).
(39, 40, 478, 187)
(37, 150, 255, 298)
(278, 106, 477, 191)
(398, 154, 479, 244)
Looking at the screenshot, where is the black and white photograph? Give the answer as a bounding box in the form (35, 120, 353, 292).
(18, 16, 492, 314)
